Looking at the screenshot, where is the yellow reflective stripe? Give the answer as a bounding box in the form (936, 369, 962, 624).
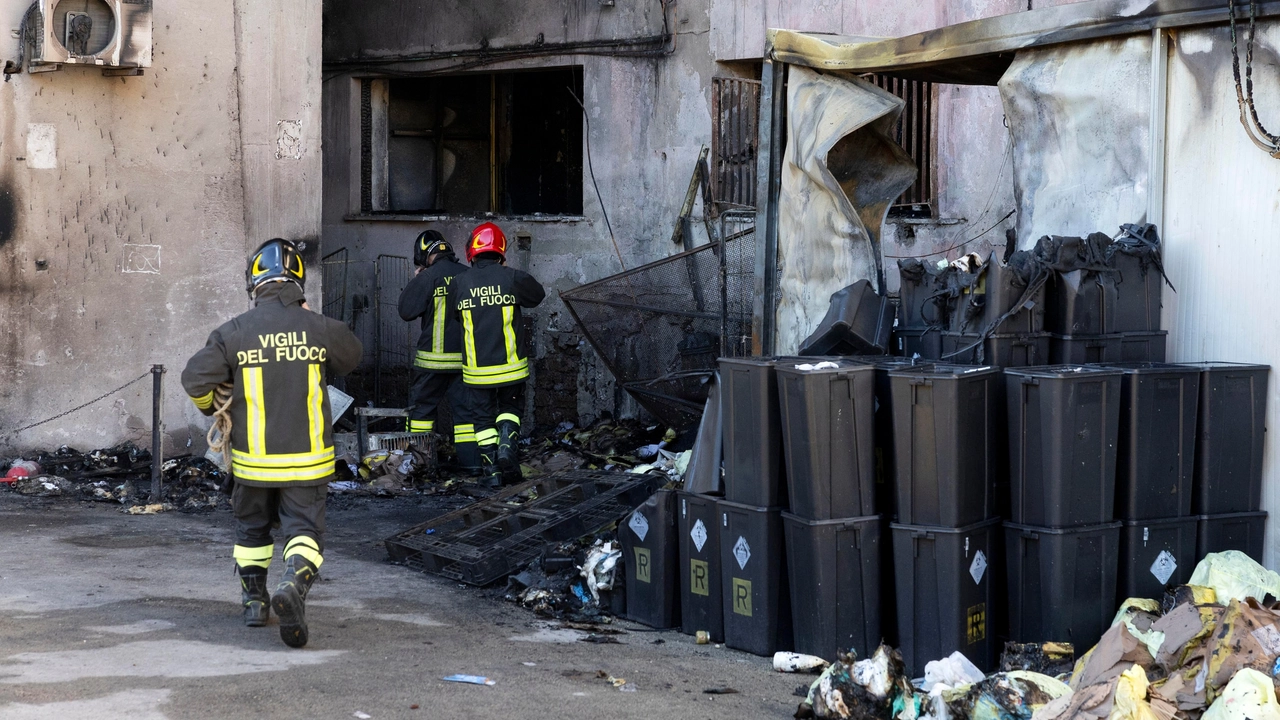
(463, 358, 529, 376)
(233, 544, 274, 568)
(496, 413, 521, 426)
(244, 367, 266, 455)
(191, 391, 215, 410)
(462, 309, 478, 368)
(454, 423, 475, 443)
(502, 306, 519, 365)
(463, 365, 530, 385)
(231, 447, 335, 467)
(232, 462, 334, 482)
(409, 419, 434, 432)
(476, 429, 498, 445)
(307, 363, 324, 453)
(414, 350, 463, 371)
(433, 295, 447, 354)
(284, 536, 323, 570)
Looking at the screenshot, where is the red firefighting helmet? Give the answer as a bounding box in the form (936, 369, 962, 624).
(466, 222, 507, 263)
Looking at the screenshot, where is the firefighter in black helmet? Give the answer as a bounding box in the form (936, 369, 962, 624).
(398, 230, 477, 470)
(181, 238, 362, 648)
(450, 222, 545, 487)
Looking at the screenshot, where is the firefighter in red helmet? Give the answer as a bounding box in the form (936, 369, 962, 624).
(449, 222, 546, 487)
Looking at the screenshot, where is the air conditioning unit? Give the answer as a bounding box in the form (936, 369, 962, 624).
(30, 0, 152, 71)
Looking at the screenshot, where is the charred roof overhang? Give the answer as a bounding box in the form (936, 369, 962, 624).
(769, 0, 1280, 85)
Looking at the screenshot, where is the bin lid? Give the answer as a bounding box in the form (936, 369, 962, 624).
(773, 358, 874, 376)
(1003, 520, 1123, 535)
(844, 355, 933, 370)
(781, 510, 882, 527)
(1098, 362, 1201, 375)
(1181, 361, 1271, 372)
(717, 357, 777, 368)
(1002, 364, 1123, 379)
(888, 363, 999, 379)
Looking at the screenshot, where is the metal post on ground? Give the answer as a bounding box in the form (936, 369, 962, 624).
(150, 364, 165, 503)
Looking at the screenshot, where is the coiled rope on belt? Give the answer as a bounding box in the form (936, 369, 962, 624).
(205, 382, 235, 467)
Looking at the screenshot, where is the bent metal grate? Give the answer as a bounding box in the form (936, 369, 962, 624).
(561, 221, 755, 428)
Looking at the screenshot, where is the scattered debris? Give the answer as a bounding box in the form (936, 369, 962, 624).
(775, 652, 831, 674)
(696, 630, 710, 645)
(704, 687, 740, 695)
(442, 674, 496, 687)
(353, 712, 371, 720)
(796, 645, 919, 720)
(999, 642, 1075, 678)
(126, 503, 172, 515)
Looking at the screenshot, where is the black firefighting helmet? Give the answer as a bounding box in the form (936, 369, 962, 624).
(246, 238, 306, 294)
(413, 230, 453, 267)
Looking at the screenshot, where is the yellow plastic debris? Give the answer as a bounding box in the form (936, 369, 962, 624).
(1111, 665, 1160, 720)
(1201, 668, 1280, 720)
(1113, 598, 1167, 658)
(1188, 551, 1280, 603)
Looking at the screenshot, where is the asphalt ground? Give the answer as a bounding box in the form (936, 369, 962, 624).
(0, 492, 802, 719)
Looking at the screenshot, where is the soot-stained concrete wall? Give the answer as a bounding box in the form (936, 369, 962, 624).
(322, 0, 714, 430)
(0, 0, 323, 455)
(320, 0, 1086, 428)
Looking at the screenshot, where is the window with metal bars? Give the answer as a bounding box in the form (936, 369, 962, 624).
(865, 75, 936, 218)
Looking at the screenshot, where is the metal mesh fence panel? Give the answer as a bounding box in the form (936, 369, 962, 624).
(322, 248, 349, 326)
(561, 222, 757, 428)
(375, 254, 415, 407)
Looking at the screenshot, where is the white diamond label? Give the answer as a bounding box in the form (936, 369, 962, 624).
(691, 519, 708, 552)
(969, 550, 988, 585)
(1150, 550, 1177, 585)
(733, 536, 751, 570)
(628, 512, 650, 542)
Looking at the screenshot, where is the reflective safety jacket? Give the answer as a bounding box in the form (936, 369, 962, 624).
(398, 255, 467, 372)
(449, 256, 546, 387)
(181, 283, 363, 486)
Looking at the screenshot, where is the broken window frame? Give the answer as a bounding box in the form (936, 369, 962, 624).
(358, 66, 585, 217)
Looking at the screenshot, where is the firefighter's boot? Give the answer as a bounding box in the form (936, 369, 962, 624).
(239, 567, 270, 627)
(496, 420, 520, 474)
(479, 445, 501, 488)
(271, 555, 318, 648)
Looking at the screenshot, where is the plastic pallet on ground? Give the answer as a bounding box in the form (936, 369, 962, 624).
(386, 470, 663, 586)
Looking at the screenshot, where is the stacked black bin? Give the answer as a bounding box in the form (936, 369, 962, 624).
(888, 364, 1002, 676)
(1004, 365, 1122, 652)
(776, 359, 881, 662)
(1187, 362, 1271, 562)
(678, 491, 723, 642)
(943, 253, 1051, 368)
(1101, 363, 1200, 603)
(1038, 233, 1168, 364)
(620, 489, 681, 629)
(717, 357, 791, 656)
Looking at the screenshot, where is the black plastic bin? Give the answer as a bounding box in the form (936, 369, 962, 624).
(942, 332, 1050, 368)
(1006, 365, 1122, 528)
(798, 280, 894, 356)
(894, 327, 944, 361)
(848, 356, 931, 521)
(776, 359, 876, 520)
(1197, 511, 1267, 562)
(1117, 517, 1197, 602)
(718, 499, 792, 656)
(1102, 363, 1199, 520)
(892, 518, 1000, 677)
(1045, 269, 1118, 336)
(720, 357, 786, 508)
(1189, 362, 1270, 514)
(1111, 244, 1164, 334)
(783, 512, 882, 662)
(678, 491, 724, 642)
(619, 489, 680, 629)
(1005, 521, 1120, 650)
(889, 364, 999, 527)
(984, 257, 1047, 335)
(1049, 332, 1168, 365)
